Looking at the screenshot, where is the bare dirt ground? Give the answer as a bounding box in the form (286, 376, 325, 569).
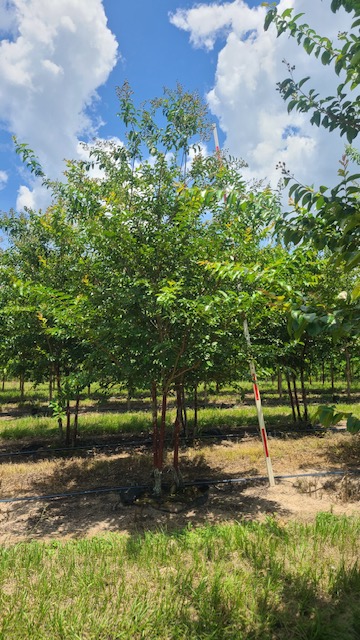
(0, 432, 359, 545)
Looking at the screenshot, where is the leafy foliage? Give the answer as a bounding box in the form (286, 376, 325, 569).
(264, 1, 360, 275)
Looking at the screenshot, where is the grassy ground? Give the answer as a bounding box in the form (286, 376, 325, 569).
(0, 393, 359, 442)
(0, 380, 359, 639)
(0, 402, 359, 442)
(0, 514, 359, 639)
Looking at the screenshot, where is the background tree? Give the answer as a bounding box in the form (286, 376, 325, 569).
(263, 0, 360, 431)
(264, 1, 359, 274)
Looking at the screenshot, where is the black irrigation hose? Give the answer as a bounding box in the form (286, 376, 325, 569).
(0, 484, 149, 504)
(0, 438, 153, 459)
(0, 425, 347, 460)
(0, 469, 359, 504)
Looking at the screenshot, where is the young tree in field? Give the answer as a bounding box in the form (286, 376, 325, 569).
(0, 206, 93, 443)
(74, 85, 274, 493)
(263, 0, 360, 432)
(11, 84, 272, 493)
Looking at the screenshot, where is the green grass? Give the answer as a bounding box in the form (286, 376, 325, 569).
(0, 406, 304, 441)
(0, 377, 359, 443)
(0, 514, 359, 639)
(0, 401, 359, 442)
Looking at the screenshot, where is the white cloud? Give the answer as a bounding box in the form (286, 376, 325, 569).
(170, 0, 356, 190)
(0, 0, 118, 209)
(16, 184, 35, 209)
(16, 182, 50, 210)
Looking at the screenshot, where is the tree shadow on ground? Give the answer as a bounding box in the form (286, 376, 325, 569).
(325, 433, 360, 468)
(0, 448, 289, 543)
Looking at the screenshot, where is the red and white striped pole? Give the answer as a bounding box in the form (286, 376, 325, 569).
(243, 318, 275, 486)
(212, 123, 275, 487)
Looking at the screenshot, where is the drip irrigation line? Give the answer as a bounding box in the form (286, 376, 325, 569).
(0, 426, 346, 460)
(0, 469, 358, 504)
(0, 438, 153, 459)
(0, 484, 149, 504)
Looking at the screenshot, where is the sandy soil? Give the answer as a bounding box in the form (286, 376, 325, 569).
(0, 433, 359, 545)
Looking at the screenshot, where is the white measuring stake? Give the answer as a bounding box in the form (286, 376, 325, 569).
(212, 123, 275, 487)
(243, 318, 275, 486)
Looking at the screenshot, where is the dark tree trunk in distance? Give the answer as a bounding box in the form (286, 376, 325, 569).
(286, 373, 296, 423)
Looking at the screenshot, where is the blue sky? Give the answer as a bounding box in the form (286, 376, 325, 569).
(95, 0, 228, 148)
(0, 0, 355, 216)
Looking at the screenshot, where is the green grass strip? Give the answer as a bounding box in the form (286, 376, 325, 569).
(0, 514, 359, 639)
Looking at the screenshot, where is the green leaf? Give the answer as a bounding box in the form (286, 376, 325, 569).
(298, 76, 310, 88)
(315, 195, 325, 209)
(321, 50, 332, 65)
(311, 111, 321, 127)
(316, 405, 346, 428)
(264, 10, 275, 31)
(347, 415, 360, 434)
(351, 280, 360, 301)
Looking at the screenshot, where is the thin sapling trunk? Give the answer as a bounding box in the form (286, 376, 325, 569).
(72, 393, 80, 447)
(172, 385, 183, 489)
(292, 375, 302, 422)
(193, 384, 198, 439)
(286, 373, 296, 423)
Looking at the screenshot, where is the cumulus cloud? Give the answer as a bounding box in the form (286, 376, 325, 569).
(170, 0, 355, 190)
(16, 182, 51, 211)
(0, 0, 118, 209)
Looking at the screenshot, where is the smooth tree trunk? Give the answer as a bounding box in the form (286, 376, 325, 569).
(300, 343, 308, 422)
(181, 385, 188, 439)
(172, 385, 183, 489)
(300, 366, 308, 423)
(193, 384, 198, 438)
(19, 373, 25, 403)
(292, 375, 302, 422)
(277, 367, 283, 400)
(153, 388, 168, 497)
(286, 373, 296, 423)
(151, 382, 159, 469)
(72, 394, 80, 447)
(56, 365, 63, 441)
(49, 369, 53, 402)
(65, 399, 71, 447)
(345, 347, 351, 399)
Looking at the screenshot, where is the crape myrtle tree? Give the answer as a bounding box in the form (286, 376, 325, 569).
(9, 84, 279, 493)
(0, 249, 43, 401)
(252, 245, 358, 421)
(263, 0, 360, 432)
(76, 84, 284, 492)
(0, 200, 95, 444)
